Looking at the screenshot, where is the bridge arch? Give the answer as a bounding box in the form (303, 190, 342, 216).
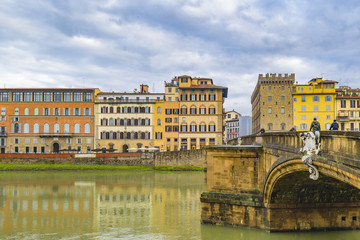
(263, 158, 360, 231)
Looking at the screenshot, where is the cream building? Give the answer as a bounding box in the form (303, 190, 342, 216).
(335, 86, 360, 131)
(95, 85, 164, 152)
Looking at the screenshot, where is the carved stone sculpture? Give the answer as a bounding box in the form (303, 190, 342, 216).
(299, 131, 320, 180)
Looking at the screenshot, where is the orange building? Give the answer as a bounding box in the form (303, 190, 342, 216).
(0, 88, 99, 154)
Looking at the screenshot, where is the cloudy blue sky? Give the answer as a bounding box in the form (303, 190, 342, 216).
(1, 0, 360, 114)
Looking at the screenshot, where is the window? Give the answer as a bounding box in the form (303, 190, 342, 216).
(313, 96, 320, 102)
(200, 108, 206, 114)
(326, 115, 331, 120)
(209, 124, 215, 132)
(300, 123, 307, 130)
(84, 123, 90, 133)
(209, 108, 215, 114)
(181, 124, 187, 132)
(53, 92, 62, 101)
(23, 92, 32, 101)
(168, 97, 172, 101)
(64, 108, 70, 116)
(200, 124, 206, 132)
(84, 92, 92, 102)
(54, 123, 60, 133)
(314, 105, 318, 112)
(281, 86, 285, 91)
(157, 107, 161, 113)
(190, 124, 197, 132)
(325, 96, 332, 101)
(74, 123, 80, 133)
(281, 107, 285, 114)
(209, 94, 215, 101)
(0, 92, 9, 101)
(181, 94, 187, 101)
(190, 108, 197, 114)
(168, 88, 172, 93)
(15, 108, 19, 115)
(64, 123, 70, 133)
(54, 108, 60, 115)
(64, 92, 72, 101)
(74, 92, 83, 101)
(181, 77, 188, 83)
(75, 108, 80, 115)
(165, 109, 172, 115)
(85, 108, 91, 115)
(281, 96, 285, 102)
(157, 119, 161, 126)
(301, 96, 306, 102)
(301, 115, 306, 120)
(165, 118, 172, 123)
(23, 123, 29, 133)
(190, 94, 196, 101)
(33, 92, 42, 101)
(43, 92, 52, 101)
(326, 105, 331, 111)
(1, 107, 5, 115)
(181, 108, 187, 114)
(268, 96, 272, 102)
(269, 86, 271, 91)
(32, 123, 39, 133)
(281, 123, 286, 130)
(200, 95, 206, 101)
(268, 108, 272, 114)
(301, 106, 306, 112)
(341, 100, 346, 108)
(34, 108, 39, 115)
(43, 123, 49, 133)
(13, 92, 22, 102)
(24, 108, 29, 115)
(268, 123, 273, 130)
(350, 100, 356, 108)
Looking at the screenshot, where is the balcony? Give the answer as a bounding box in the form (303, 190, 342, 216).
(0, 132, 7, 137)
(39, 133, 73, 138)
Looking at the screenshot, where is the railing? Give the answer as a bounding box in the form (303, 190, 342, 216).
(39, 133, 73, 137)
(96, 99, 163, 103)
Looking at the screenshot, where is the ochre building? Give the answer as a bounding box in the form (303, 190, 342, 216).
(0, 88, 99, 154)
(251, 73, 295, 133)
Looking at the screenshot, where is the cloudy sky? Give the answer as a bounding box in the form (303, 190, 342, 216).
(1, 0, 360, 114)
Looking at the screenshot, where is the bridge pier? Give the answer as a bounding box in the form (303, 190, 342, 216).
(201, 137, 360, 231)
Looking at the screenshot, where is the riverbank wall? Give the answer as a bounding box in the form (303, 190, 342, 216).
(0, 152, 154, 166)
(154, 149, 206, 168)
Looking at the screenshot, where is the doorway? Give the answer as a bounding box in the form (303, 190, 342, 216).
(52, 142, 60, 153)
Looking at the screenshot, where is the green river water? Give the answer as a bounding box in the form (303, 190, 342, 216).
(0, 171, 359, 240)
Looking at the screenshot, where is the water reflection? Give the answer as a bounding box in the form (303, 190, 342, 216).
(0, 171, 205, 239)
(0, 171, 359, 239)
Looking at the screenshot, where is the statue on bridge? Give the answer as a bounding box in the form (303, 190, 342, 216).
(299, 131, 320, 180)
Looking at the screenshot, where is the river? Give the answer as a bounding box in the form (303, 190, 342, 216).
(0, 171, 359, 239)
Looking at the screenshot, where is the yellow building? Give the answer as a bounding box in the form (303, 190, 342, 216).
(154, 100, 165, 151)
(293, 78, 338, 131)
(335, 86, 360, 131)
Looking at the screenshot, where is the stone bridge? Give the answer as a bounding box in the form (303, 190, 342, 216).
(200, 131, 360, 231)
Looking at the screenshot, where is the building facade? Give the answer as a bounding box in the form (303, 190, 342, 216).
(335, 86, 360, 131)
(224, 110, 240, 142)
(0, 88, 99, 154)
(293, 78, 337, 131)
(251, 73, 295, 133)
(163, 76, 228, 150)
(95, 85, 164, 153)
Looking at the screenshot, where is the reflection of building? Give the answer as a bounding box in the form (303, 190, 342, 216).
(293, 78, 337, 131)
(164, 76, 228, 150)
(224, 110, 240, 142)
(95, 85, 164, 152)
(251, 73, 295, 133)
(335, 86, 360, 131)
(0, 88, 99, 154)
(0, 181, 96, 233)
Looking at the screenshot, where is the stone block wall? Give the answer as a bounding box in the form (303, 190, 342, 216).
(154, 149, 206, 168)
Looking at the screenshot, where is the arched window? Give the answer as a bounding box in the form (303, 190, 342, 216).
(268, 123, 273, 131)
(34, 108, 39, 115)
(131, 119, 135, 126)
(127, 119, 131, 126)
(141, 132, 145, 139)
(157, 107, 161, 113)
(128, 107, 131, 113)
(134, 119, 139, 126)
(44, 123, 50, 133)
(24, 108, 29, 115)
(110, 107, 114, 113)
(135, 107, 139, 113)
(157, 119, 161, 126)
(23, 123, 30, 133)
(120, 132, 124, 139)
(109, 131, 113, 139)
(113, 132, 117, 139)
(199, 123, 206, 132)
(130, 132, 135, 139)
(134, 132, 138, 139)
(120, 119, 124, 126)
(117, 107, 121, 113)
(190, 123, 197, 132)
(109, 118, 114, 126)
(106, 132, 110, 139)
(131, 107, 135, 113)
(64, 123, 70, 133)
(84, 123, 90, 133)
(54, 123, 60, 133)
(74, 123, 80, 133)
(33, 123, 39, 133)
(127, 132, 131, 139)
(281, 123, 286, 130)
(14, 108, 19, 115)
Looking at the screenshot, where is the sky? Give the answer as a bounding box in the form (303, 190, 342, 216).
(1, 0, 360, 115)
